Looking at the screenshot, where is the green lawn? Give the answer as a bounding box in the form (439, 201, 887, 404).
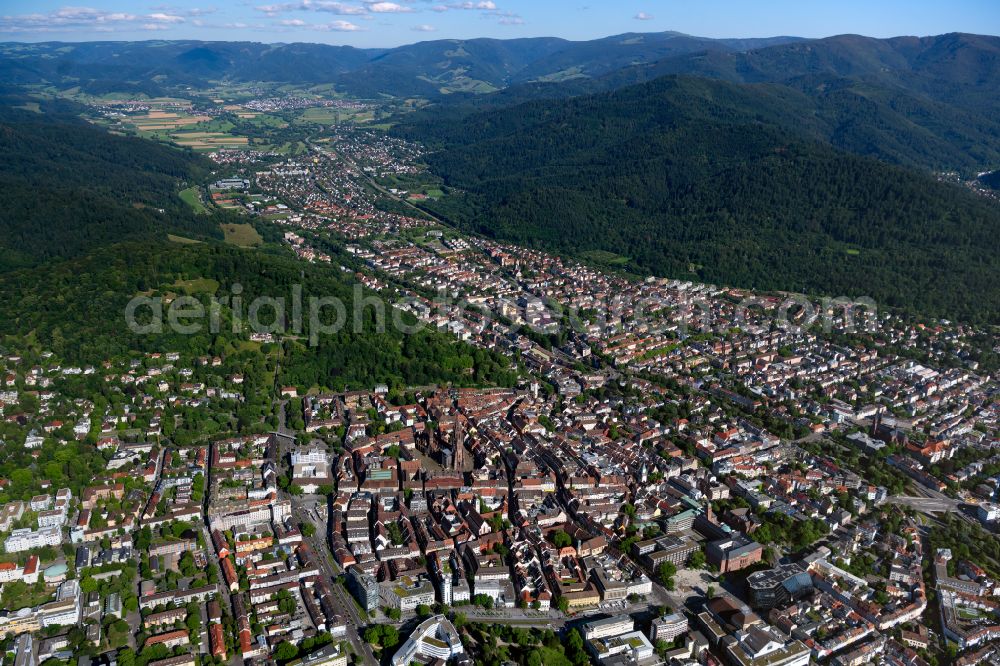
(580, 249, 630, 266)
(179, 186, 208, 214)
(167, 234, 203, 244)
(221, 223, 264, 247)
(172, 277, 220, 294)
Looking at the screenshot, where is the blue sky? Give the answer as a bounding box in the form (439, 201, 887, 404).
(1, 0, 997, 47)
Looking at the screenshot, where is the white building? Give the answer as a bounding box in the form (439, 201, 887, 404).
(977, 502, 1000, 523)
(382, 576, 436, 612)
(299, 643, 347, 666)
(0, 563, 24, 583)
(725, 627, 811, 666)
(5, 527, 61, 553)
(390, 615, 465, 666)
(582, 615, 635, 641)
(37, 510, 66, 529)
(38, 580, 81, 628)
(588, 630, 655, 664)
(651, 612, 689, 642)
(290, 448, 330, 466)
(472, 579, 515, 608)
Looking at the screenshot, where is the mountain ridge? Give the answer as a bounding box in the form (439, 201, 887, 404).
(394, 74, 1000, 322)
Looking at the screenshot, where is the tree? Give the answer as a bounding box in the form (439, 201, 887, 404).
(116, 648, 136, 666)
(552, 531, 572, 549)
(564, 629, 589, 666)
(380, 626, 400, 649)
(186, 612, 201, 635)
(179, 551, 197, 577)
(657, 561, 677, 588)
(689, 550, 706, 569)
(273, 641, 299, 663)
(300, 521, 316, 538)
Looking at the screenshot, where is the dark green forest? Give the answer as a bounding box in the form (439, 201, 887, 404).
(0, 240, 517, 390)
(0, 96, 223, 269)
(396, 76, 1000, 323)
(0, 95, 517, 391)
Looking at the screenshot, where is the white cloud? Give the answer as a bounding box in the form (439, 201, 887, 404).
(412, 23, 436, 31)
(367, 2, 412, 12)
(634, 11, 653, 20)
(149, 6, 217, 18)
(255, 1, 367, 16)
(324, 19, 364, 30)
(147, 12, 185, 23)
(271, 16, 363, 29)
(0, 6, 198, 33)
(434, 0, 498, 10)
(313, 1, 368, 14)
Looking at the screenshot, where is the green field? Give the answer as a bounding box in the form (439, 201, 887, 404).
(580, 249, 630, 266)
(238, 113, 288, 129)
(179, 186, 208, 214)
(295, 106, 374, 125)
(172, 277, 220, 294)
(221, 223, 264, 247)
(268, 141, 308, 155)
(167, 234, 203, 244)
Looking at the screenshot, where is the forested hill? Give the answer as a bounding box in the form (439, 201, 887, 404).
(0, 34, 786, 97)
(0, 96, 222, 270)
(613, 33, 1000, 117)
(396, 75, 1000, 323)
(403, 38, 1000, 173)
(0, 240, 518, 390)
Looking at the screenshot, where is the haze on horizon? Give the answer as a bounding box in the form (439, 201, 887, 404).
(0, 0, 998, 48)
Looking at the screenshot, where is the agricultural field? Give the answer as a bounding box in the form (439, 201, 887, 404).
(294, 106, 374, 125)
(171, 131, 248, 150)
(131, 109, 210, 132)
(105, 100, 251, 151)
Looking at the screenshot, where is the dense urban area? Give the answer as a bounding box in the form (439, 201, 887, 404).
(1, 36, 1000, 666)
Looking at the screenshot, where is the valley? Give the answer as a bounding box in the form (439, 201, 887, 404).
(0, 19, 998, 666)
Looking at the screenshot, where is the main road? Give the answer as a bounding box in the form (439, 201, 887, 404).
(291, 493, 379, 666)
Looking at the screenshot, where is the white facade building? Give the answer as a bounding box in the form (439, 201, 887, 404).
(5, 527, 61, 553)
